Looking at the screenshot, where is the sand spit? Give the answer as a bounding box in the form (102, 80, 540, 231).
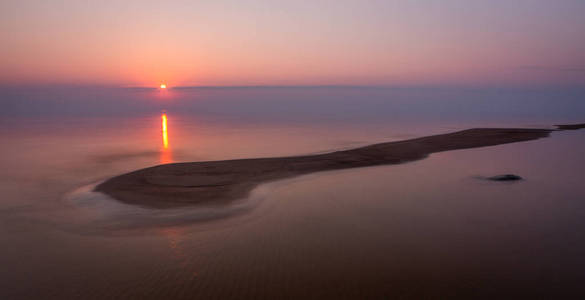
(96, 124, 584, 208)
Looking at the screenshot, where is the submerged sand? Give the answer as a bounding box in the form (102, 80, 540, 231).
(96, 124, 583, 208)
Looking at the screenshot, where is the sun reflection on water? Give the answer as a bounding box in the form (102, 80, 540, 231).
(160, 112, 172, 164)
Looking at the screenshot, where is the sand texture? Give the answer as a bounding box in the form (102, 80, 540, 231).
(96, 124, 583, 208)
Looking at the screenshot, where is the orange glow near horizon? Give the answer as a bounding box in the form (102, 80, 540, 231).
(1, 2, 583, 88)
(160, 112, 172, 164)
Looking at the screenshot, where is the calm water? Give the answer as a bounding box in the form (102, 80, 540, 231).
(1, 87, 584, 298)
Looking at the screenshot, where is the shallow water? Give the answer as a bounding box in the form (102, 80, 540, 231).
(0, 87, 584, 298)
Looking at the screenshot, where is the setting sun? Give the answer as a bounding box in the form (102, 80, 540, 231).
(160, 84, 167, 89)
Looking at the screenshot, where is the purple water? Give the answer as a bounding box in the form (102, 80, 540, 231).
(1, 86, 584, 298)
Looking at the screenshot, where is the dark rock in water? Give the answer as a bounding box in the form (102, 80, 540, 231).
(487, 174, 523, 181)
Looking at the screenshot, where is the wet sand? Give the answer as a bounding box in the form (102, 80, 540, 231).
(96, 124, 583, 208)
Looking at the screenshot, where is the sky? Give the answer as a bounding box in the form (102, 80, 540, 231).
(0, 0, 584, 88)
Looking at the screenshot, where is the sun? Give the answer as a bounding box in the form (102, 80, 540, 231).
(160, 84, 167, 89)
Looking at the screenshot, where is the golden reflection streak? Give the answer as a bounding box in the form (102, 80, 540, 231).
(160, 112, 172, 164)
(162, 113, 169, 149)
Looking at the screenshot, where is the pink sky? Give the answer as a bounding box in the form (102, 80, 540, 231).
(1, 0, 584, 87)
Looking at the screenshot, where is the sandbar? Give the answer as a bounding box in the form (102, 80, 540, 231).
(96, 124, 583, 208)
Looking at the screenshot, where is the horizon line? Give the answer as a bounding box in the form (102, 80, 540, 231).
(2, 83, 585, 91)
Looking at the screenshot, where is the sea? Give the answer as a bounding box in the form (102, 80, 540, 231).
(1, 86, 584, 298)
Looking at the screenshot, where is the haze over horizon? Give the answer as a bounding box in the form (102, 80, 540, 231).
(1, 0, 584, 88)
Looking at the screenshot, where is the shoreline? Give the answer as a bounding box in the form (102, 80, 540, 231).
(96, 123, 583, 209)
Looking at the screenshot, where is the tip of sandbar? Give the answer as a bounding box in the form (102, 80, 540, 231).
(555, 123, 585, 130)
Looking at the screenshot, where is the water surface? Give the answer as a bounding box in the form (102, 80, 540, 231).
(1, 87, 584, 298)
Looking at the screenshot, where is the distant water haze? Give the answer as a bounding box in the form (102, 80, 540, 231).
(3, 86, 585, 122)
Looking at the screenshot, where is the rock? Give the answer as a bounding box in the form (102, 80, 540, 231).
(487, 174, 523, 181)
